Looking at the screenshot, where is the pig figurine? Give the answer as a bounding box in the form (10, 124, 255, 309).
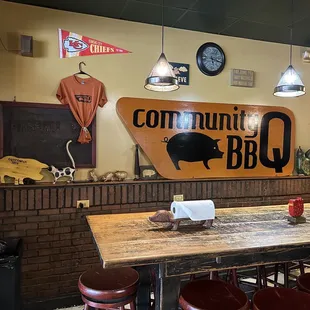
(149, 210, 213, 231)
(114, 171, 128, 181)
(162, 132, 224, 170)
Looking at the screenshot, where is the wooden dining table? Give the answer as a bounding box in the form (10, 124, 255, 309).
(86, 204, 310, 310)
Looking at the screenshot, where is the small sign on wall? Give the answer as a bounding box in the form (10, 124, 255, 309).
(230, 69, 255, 88)
(169, 62, 190, 85)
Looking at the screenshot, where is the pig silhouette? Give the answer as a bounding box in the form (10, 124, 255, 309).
(162, 132, 224, 170)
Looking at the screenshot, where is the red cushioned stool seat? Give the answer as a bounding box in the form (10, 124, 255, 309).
(179, 280, 250, 310)
(253, 287, 310, 310)
(297, 273, 310, 293)
(78, 266, 139, 310)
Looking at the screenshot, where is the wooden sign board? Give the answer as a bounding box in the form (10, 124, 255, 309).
(117, 98, 295, 179)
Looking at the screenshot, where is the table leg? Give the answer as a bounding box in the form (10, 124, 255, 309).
(136, 266, 151, 310)
(155, 264, 181, 310)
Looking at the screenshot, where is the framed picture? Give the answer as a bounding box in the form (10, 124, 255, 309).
(140, 165, 158, 180)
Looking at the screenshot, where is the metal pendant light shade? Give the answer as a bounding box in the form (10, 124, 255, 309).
(274, 65, 305, 97)
(144, 0, 179, 92)
(274, 0, 305, 97)
(145, 52, 179, 92)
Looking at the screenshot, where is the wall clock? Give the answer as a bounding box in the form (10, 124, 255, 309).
(196, 42, 226, 76)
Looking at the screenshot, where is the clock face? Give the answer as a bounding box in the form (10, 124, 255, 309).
(196, 43, 225, 76)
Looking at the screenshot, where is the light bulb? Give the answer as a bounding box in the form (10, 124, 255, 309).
(283, 67, 298, 84)
(154, 60, 170, 76)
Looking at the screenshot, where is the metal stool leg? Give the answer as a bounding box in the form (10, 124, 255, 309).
(261, 266, 268, 289)
(231, 269, 239, 287)
(129, 300, 136, 310)
(210, 271, 219, 280)
(274, 264, 279, 287)
(256, 266, 262, 290)
(284, 263, 289, 288)
(299, 261, 305, 275)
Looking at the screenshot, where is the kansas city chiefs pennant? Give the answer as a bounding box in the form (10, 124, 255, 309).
(58, 29, 131, 58)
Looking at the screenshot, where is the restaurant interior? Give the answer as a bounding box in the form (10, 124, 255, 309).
(2, 0, 310, 309)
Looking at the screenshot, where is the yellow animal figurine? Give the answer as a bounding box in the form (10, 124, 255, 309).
(0, 156, 48, 185)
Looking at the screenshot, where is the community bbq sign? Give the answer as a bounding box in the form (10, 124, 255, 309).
(117, 98, 295, 179)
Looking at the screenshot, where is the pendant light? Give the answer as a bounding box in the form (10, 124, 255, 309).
(274, 0, 305, 97)
(144, 0, 179, 92)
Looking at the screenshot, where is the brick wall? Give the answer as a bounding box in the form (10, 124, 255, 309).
(1, 177, 310, 302)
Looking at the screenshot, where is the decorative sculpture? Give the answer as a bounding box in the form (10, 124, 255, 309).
(0, 156, 48, 185)
(88, 169, 99, 182)
(114, 171, 128, 181)
(296, 146, 304, 175)
(149, 200, 215, 231)
(99, 171, 128, 182)
(48, 140, 76, 184)
(140, 165, 157, 179)
(302, 149, 310, 176)
(100, 172, 116, 182)
(149, 210, 214, 231)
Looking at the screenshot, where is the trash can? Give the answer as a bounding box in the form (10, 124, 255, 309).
(0, 238, 23, 310)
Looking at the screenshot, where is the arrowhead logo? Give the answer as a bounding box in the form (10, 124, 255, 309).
(58, 29, 131, 58)
(63, 37, 89, 53)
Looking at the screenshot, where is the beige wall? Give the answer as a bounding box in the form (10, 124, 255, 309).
(0, 1, 309, 181)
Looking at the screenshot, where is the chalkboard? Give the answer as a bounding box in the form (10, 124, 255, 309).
(0, 101, 96, 168)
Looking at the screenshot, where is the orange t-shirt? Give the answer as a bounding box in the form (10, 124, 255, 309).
(56, 75, 107, 144)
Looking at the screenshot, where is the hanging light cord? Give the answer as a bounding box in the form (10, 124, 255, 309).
(161, 0, 164, 54)
(289, 0, 294, 65)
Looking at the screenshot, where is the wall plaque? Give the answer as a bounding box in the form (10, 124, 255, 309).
(231, 69, 255, 87)
(117, 98, 295, 179)
(169, 62, 190, 85)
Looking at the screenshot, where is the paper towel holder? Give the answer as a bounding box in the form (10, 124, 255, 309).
(149, 210, 214, 231)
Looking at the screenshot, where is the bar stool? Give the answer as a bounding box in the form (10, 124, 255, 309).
(179, 280, 250, 310)
(253, 287, 310, 310)
(297, 273, 310, 293)
(273, 261, 305, 288)
(78, 266, 139, 310)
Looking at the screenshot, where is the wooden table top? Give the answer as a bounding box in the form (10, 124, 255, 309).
(87, 204, 310, 268)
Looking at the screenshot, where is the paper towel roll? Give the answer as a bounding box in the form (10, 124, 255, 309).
(171, 200, 215, 221)
(171, 201, 189, 219)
